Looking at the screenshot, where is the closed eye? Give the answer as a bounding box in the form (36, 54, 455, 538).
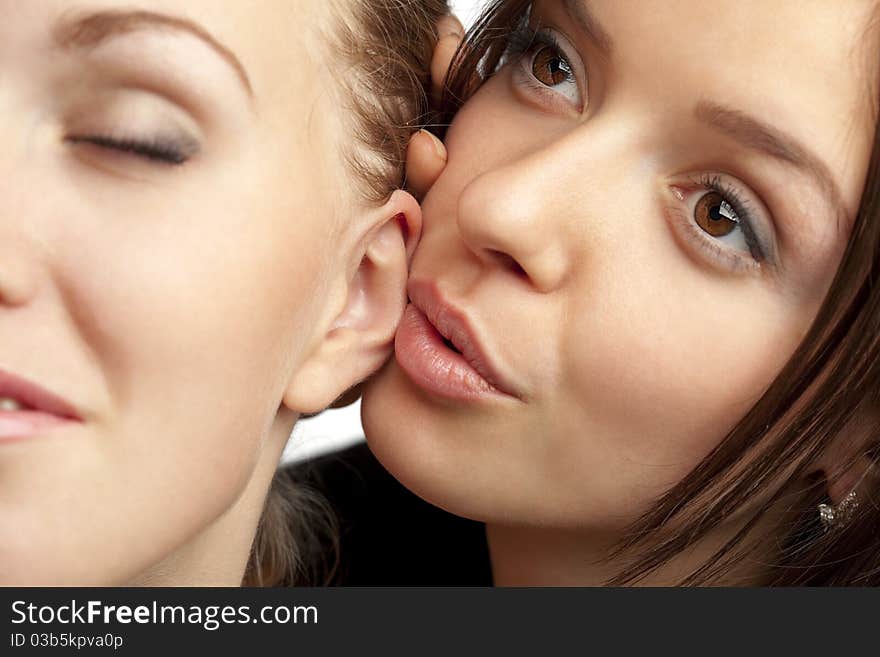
(65, 135, 195, 165)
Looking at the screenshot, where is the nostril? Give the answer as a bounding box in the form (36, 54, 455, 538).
(487, 250, 527, 278)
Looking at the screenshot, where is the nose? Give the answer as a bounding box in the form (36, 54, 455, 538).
(455, 146, 573, 293)
(0, 118, 43, 308)
(0, 237, 40, 307)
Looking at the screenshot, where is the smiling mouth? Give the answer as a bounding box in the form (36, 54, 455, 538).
(0, 368, 83, 442)
(0, 397, 29, 412)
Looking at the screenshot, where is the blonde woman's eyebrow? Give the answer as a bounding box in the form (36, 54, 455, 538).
(695, 100, 846, 221)
(52, 9, 254, 101)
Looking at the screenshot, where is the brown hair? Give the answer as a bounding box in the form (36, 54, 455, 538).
(440, 0, 880, 585)
(242, 0, 450, 587)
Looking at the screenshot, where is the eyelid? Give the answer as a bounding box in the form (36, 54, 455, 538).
(539, 27, 587, 103)
(64, 130, 201, 166)
(71, 32, 253, 124)
(65, 133, 198, 165)
(62, 89, 203, 165)
(664, 175, 778, 276)
(63, 84, 207, 147)
(511, 25, 587, 113)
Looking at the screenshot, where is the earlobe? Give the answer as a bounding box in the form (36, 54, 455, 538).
(813, 438, 875, 507)
(282, 190, 422, 415)
(822, 459, 870, 506)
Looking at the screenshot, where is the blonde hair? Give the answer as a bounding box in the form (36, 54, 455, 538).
(243, 0, 450, 587)
(333, 0, 450, 202)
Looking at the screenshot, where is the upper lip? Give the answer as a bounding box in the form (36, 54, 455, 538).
(0, 367, 83, 420)
(407, 279, 523, 400)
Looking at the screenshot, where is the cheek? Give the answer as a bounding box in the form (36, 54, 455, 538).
(381, 70, 825, 527)
(444, 73, 565, 178)
(4, 177, 337, 583)
(119, 192, 327, 406)
(70, 184, 330, 421)
(556, 249, 813, 494)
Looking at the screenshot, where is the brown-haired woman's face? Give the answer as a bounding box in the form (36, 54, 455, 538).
(364, 0, 878, 529)
(0, 0, 395, 584)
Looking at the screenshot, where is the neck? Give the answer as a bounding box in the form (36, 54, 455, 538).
(128, 410, 298, 587)
(486, 518, 759, 586)
(487, 524, 622, 586)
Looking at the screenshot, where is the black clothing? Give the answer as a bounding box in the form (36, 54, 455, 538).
(285, 442, 492, 585)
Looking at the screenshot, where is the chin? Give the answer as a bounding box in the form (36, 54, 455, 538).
(362, 360, 538, 524)
(362, 361, 479, 519)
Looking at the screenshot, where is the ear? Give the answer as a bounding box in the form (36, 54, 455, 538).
(817, 455, 872, 506)
(811, 416, 877, 505)
(431, 14, 465, 105)
(282, 190, 422, 415)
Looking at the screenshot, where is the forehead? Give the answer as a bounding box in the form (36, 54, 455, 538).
(44, 0, 348, 150)
(27, 0, 336, 106)
(141, 0, 332, 94)
(547, 0, 879, 216)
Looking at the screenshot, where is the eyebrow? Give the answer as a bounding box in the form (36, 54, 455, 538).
(52, 9, 254, 98)
(562, 0, 613, 58)
(558, 3, 845, 221)
(694, 101, 845, 216)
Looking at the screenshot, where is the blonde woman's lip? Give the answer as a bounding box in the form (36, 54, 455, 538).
(0, 367, 83, 441)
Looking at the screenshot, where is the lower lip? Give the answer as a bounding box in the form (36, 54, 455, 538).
(395, 303, 507, 402)
(0, 409, 77, 441)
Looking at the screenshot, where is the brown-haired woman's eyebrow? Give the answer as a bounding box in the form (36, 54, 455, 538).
(562, 0, 613, 60)
(52, 9, 254, 101)
(695, 100, 846, 221)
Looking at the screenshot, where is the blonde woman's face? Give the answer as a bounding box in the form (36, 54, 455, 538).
(0, 0, 356, 583)
(364, 0, 878, 529)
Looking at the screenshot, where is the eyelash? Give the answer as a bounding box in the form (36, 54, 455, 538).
(65, 135, 191, 165)
(504, 19, 772, 276)
(699, 175, 764, 256)
(673, 175, 770, 273)
(504, 22, 583, 110)
(506, 21, 565, 65)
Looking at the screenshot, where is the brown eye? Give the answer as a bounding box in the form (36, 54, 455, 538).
(532, 46, 573, 86)
(694, 191, 739, 237)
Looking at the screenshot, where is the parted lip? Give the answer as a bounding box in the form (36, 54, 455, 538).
(406, 279, 522, 400)
(0, 367, 82, 421)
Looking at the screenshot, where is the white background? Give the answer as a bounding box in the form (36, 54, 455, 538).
(448, 0, 484, 26)
(282, 0, 486, 464)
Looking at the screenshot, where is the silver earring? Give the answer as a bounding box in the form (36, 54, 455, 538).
(818, 490, 859, 531)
